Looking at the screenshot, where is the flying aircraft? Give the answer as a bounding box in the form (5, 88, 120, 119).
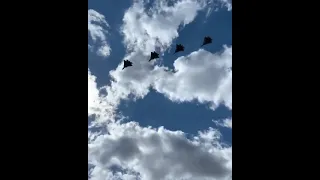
(201, 36, 212, 47)
(174, 44, 184, 54)
(122, 60, 133, 70)
(149, 51, 159, 62)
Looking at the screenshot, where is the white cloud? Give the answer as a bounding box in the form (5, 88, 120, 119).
(88, 121, 232, 180)
(214, 118, 232, 129)
(122, 0, 233, 49)
(88, 9, 111, 57)
(153, 47, 232, 110)
(121, 0, 216, 53)
(205, 0, 232, 18)
(88, 69, 100, 116)
(107, 45, 232, 114)
(223, 118, 232, 129)
(88, 69, 118, 123)
(97, 45, 112, 57)
(220, 0, 232, 11)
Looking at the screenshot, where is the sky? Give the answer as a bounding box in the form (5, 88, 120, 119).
(88, 0, 232, 179)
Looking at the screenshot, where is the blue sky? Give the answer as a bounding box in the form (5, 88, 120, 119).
(88, 0, 232, 179)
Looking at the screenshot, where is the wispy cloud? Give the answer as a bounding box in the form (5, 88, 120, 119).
(213, 118, 232, 129)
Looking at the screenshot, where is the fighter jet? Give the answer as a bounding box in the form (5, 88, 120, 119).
(174, 44, 184, 54)
(122, 60, 133, 70)
(149, 51, 159, 62)
(201, 36, 212, 47)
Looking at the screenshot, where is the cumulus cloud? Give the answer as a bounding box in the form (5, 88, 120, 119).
(88, 9, 111, 57)
(88, 69, 118, 123)
(120, 0, 232, 53)
(108, 46, 232, 113)
(121, 0, 210, 53)
(153, 47, 232, 110)
(88, 121, 232, 180)
(88, 69, 100, 116)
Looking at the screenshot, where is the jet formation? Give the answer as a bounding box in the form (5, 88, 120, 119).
(122, 36, 213, 70)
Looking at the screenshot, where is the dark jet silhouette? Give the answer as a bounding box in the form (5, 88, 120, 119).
(174, 44, 184, 54)
(201, 36, 212, 47)
(122, 60, 133, 70)
(149, 51, 159, 61)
